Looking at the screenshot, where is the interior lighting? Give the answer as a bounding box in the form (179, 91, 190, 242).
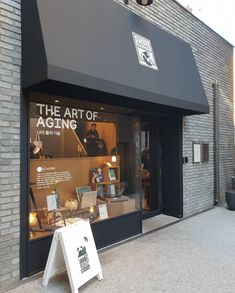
(111, 156, 117, 164)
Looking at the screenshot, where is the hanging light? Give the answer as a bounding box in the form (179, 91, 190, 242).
(111, 155, 117, 164)
(124, 0, 153, 6)
(137, 0, 153, 5)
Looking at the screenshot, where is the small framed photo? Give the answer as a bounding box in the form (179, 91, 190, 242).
(98, 204, 108, 220)
(108, 169, 116, 181)
(90, 168, 103, 183)
(47, 194, 57, 211)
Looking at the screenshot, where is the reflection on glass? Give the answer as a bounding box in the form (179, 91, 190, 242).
(28, 101, 141, 240)
(141, 124, 150, 210)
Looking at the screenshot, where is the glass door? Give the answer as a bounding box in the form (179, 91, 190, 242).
(141, 121, 161, 218)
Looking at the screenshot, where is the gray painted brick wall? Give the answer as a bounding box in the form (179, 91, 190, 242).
(0, 0, 21, 289)
(116, 0, 234, 216)
(0, 0, 233, 289)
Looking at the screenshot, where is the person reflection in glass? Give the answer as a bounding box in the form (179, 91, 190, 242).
(86, 123, 99, 141)
(141, 148, 150, 210)
(97, 139, 108, 156)
(85, 123, 99, 156)
(141, 148, 150, 171)
(85, 123, 108, 156)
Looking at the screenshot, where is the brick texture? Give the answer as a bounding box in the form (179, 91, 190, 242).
(115, 0, 234, 216)
(0, 0, 233, 289)
(0, 0, 21, 289)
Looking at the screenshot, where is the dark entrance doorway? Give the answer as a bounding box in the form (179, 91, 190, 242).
(141, 120, 161, 219)
(141, 116, 183, 220)
(160, 116, 183, 218)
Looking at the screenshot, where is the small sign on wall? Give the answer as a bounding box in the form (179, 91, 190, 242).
(42, 220, 103, 293)
(193, 142, 209, 164)
(193, 143, 201, 163)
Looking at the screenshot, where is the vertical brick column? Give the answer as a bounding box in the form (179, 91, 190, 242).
(0, 0, 21, 289)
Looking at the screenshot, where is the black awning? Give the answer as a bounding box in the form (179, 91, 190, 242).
(22, 0, 209, 115)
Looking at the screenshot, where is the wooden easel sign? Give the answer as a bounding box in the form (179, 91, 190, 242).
(42, 220, 103, 293)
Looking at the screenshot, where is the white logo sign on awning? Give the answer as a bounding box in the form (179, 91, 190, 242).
(132, 32, 158, 71)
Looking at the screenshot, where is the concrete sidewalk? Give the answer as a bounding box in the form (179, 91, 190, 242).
(5, 206, 235, 293)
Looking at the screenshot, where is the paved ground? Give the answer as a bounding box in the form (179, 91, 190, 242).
(5, 206, 235, 293)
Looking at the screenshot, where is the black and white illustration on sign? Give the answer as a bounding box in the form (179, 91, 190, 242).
(42, 221, 103, 293)
(78, 237, 90, 274)
(132, 32, 158, 71)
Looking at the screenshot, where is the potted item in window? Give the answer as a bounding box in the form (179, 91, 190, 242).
(64, 199, 79, 212)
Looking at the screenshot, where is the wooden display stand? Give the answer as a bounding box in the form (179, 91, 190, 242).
(102, 166, 120, 182)
(29, 156, 120, 211)
(102, 165, 120, 195)
(91, 165, 121, 196)
(98, 196, 136, 218)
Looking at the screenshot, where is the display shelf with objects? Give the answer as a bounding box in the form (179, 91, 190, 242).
(27, 100, 142, 276)
(28, 155, 137, 240)
(90, 164, 121, 197)
(99, 195, 136, 218)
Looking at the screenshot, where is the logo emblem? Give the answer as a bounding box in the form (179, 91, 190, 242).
(132, 32, 158, 70)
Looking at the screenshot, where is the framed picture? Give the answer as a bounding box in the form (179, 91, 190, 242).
(47, 194, 57, 211)
(108, 169, 116, 181)
(98, 204, 108, 220)
(90, 168, 103, 183)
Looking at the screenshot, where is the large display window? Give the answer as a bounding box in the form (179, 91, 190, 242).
(28, 98, 141, 240)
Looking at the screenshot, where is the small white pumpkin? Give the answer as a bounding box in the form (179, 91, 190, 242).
(64, 199, 79, 211)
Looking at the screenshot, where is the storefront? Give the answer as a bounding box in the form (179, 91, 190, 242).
(21, 0, 209, 277)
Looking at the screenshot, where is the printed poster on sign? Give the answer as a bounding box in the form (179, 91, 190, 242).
(132, 32, 158, 71)
(42, 221, 103, 293)
(60, 221, 102, 281)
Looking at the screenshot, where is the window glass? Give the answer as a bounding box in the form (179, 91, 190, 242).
(28, 100, 141, 240)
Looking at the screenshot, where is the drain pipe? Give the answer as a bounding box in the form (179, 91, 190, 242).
(213, 80, 220, 205)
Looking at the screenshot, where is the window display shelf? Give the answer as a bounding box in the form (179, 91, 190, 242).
(96, 180, 119, 185)
(29, 194, 138, 241)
